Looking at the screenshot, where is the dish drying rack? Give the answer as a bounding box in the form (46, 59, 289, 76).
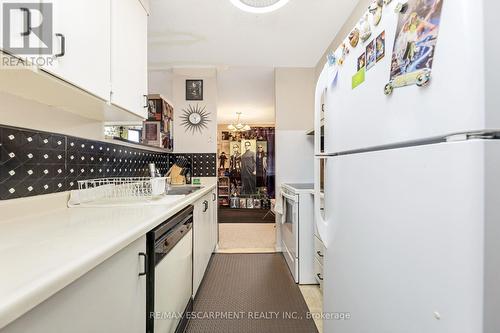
(76, 177, 167, 203)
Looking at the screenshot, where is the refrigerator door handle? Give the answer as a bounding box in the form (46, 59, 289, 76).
(281, 192, 298, 202)
(314, 156, 330, 247)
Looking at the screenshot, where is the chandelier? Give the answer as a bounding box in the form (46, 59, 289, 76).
(227, 112, 251, 132)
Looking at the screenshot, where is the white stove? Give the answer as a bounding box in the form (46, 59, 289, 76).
(280, 183, 316, 284)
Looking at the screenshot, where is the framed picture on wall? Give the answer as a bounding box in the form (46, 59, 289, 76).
(142, 121, 161, 146)
(186, 79, 203, 101)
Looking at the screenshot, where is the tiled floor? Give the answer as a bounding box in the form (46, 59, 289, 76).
(217, 223, 276, 253)
(299, 285, 323, 333)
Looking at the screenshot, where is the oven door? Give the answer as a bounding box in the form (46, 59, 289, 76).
(281, 191, 299, 282)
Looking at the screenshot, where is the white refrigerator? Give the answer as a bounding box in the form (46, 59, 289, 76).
(314, 0, 500, 332)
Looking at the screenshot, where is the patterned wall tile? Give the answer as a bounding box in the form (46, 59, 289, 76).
(0, 127, 66, 199)
(192, 153, 217, 177)
(0, 125, 216, 200)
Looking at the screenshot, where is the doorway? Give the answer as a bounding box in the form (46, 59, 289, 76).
(216, 125, 276, 252)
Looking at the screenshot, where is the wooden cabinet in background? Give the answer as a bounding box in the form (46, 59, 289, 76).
(144, 94, 174, 151)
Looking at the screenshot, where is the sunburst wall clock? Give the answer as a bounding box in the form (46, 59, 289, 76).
(180, 104, 211, 134)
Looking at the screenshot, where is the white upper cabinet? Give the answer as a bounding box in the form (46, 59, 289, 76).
(39, 0, 111, 101)
(0, 0, 148, 121)
(110, 0, 148, 119)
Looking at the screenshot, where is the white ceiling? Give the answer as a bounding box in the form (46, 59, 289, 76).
(148, 0, 360, 124)
(148, 0, 360, 69)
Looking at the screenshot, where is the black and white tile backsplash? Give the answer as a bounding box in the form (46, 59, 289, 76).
(0, 125, 217, 200)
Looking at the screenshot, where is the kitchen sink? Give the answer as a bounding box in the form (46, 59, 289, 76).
(166, 186, 203, 196)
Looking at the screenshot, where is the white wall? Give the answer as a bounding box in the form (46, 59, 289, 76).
(275, 67, 315, 186)
(148, 68, 218, 153)
(217, 67, 275, 124)
(148, 70, 174, 102)
(171, 68, 217, 153)
(274, 67, 315, 250)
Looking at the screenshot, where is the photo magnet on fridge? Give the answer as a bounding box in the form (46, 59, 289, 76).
(376, 31, 386, 62)
(357, 52, 366, 71)
(389, 0, 444, 88)
(366, 39, 376, 70)
(352, 68, 366, 89)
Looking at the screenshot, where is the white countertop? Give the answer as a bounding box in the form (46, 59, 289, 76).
(0, 184, 215, 330)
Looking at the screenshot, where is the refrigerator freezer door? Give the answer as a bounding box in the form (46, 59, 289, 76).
(322, 0, 494, 153)
(324, 141, 485, 333)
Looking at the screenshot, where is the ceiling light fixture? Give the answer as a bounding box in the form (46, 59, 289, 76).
(227, 112, 251, 132)
(229, 0, 290, 14)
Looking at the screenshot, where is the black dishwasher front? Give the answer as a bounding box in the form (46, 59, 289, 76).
(146, 205, 194, 333)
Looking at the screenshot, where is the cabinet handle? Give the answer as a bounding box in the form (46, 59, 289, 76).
(317, 273, 324, 281)
(138, 252, 147, 276)
(143, 95, 148, 108)
(203, 200, 208, 212)
(55, 33, 65, 57)
(212, 192, 216, 202)
(316, 250, 324, 258)
(20, 8, 31, 36)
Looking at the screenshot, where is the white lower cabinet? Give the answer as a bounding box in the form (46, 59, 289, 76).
(193, 190, 217, 297)
(314, 235, 325, 290)
(1, 236, 147, 333)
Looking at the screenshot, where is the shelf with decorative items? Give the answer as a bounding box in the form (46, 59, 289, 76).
(218, 176, 230, 206)
(143, 94, 174, 151)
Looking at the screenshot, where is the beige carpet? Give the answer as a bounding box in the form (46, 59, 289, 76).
(218, 223, 276, 253)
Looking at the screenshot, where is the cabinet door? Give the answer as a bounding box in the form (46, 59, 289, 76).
(193, 193, 213, 297)
(39, 0, 111, 100)
(2, 236, 147, 333)
(110, 0, 148, 118)
(210, 189, 218, 252)
(192, 197, 205, 297)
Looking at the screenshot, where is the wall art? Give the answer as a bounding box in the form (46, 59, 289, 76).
(180, 104, 211, 134)
(185, 79, 203, 101)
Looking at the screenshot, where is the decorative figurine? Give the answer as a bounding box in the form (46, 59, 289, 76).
(338, 43, 350, 66)
(369, 1, 383, 26)
(348, 28, 360, 48)
(359, 14, 372, 43)
(327, 52, 337, 67)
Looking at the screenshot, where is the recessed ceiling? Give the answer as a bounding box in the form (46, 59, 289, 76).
(148, 0, 360, 69)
